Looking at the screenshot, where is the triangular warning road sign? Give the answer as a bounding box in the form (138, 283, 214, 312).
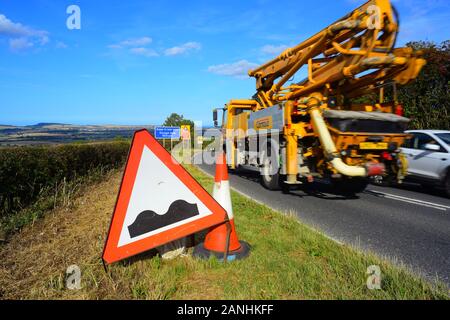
(102, 129, 227, 264)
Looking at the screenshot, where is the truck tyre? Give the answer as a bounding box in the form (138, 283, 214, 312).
(332, 178, 369, 196)
(261, 153, 281, 191)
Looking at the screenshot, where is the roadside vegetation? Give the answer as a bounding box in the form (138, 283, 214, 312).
(0, 141, 130, 238)
(354, 40, 449, 130)
(0, 163, 447, 299)
(400, 41, 449, 130)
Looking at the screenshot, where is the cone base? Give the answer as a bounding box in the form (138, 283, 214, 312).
(193, 241, 250, 261)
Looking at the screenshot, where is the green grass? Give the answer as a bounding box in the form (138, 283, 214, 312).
(0, 165, 448, 299)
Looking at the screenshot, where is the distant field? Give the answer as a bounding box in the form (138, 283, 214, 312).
(0, 123, 154, 146)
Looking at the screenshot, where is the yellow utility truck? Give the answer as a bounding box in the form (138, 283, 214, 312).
(213, 0, 426, 194)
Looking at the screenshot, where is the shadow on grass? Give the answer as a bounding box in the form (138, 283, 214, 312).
(118, 249, 160, 266)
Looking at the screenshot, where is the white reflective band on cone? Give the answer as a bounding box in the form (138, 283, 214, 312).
(212, 181, 234, 220)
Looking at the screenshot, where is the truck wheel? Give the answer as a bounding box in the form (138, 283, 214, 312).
(332, 178, 369, 195)
(261, 155, 281, 191)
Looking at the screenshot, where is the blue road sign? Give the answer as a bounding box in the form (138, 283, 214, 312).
(154, 126, 181, 139)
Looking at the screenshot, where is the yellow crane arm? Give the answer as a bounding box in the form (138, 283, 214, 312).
(248, 0, 425, 108)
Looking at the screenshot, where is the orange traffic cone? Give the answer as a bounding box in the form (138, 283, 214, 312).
(193, 153, 250, 261)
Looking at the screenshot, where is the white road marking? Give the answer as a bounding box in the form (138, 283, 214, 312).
(367, 190, 449, 211)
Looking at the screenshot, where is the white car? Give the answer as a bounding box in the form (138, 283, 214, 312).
(401, 130, 450, 197)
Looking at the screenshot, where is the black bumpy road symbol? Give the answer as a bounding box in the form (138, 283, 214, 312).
(128, 199, 200, 238)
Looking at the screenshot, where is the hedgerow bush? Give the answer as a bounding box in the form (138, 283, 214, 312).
(0, 142, 130, 217)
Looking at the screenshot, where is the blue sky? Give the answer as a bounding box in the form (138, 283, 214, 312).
(0, 0, 449, 126)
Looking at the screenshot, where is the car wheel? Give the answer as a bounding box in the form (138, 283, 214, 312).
(445, 171, 450, 198)
(420, 183, 436, 190)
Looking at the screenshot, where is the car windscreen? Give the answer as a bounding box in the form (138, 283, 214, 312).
(436, 133, 450, 146)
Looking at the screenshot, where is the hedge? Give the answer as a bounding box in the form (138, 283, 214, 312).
(0, 142, 130, 217)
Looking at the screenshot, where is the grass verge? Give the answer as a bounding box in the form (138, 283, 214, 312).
(0, 165, 448, 299)
(0, 166, 121, 240)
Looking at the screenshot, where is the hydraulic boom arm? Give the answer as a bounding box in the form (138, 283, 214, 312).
(248, 0, 425, 109)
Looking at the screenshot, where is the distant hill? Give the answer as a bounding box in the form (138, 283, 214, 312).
(28, 123, 69, 127)
(0, 123, 155, 146)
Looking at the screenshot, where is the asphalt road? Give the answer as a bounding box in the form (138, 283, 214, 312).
(195, 152, 450, 286)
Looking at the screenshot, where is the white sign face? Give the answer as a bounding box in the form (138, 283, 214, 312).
(117, 146, 212, 247)
(103, 129, 227, 264)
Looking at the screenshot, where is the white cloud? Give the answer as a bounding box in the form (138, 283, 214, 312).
(9, 37, 33, 51)
(109, 37, 152, 49)
(164, 42, 201, 56)
(261, 44, 289, 55)
(121, 37, 152, 47)
(129, 47, 159, 57)
(108, 38, 201, 59)
(108, 36, 158, 58)
(207, 60, 258, 78)
(0, 14, 29, 36)
(55, 41, 68, 49)
(0, 13, 49, 51)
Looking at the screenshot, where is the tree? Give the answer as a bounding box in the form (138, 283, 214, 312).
(349, 41, 449, 130)
(163, 113, 194, 128)
(396, 41, 450, 130)
(162, 113, 195, 148)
